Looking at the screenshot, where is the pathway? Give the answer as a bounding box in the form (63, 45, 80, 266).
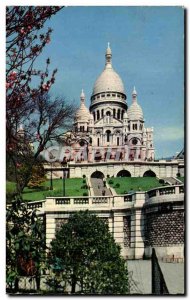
(161, 177, 180, 185)
(90, 178, 112, 196)
(127, 260, 184, 295)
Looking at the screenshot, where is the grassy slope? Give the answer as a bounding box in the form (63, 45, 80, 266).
(178, 177, 184, 183)
(6, 181, 16, 193)
(7, 178, 88, 201)
(107, 177, 163, 195)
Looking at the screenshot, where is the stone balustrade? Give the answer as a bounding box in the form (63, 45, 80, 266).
(145, 185, 184, 206)
(27, 184, 184, 213)
(27, 200, 46, 211)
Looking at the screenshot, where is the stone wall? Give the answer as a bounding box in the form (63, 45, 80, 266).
(123, 216, 131, 247)
(45, 160, 181, 179)
(29, 185, 184, 260)
(144, 208, 184, 247)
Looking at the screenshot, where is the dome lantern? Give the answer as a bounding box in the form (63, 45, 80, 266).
(80, 88, 85, 102)
(105, 42, 112, 68)
(132, 86, 137, 101)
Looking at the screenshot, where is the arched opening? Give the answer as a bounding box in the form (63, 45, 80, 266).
(117, 170, 131, 177)
(117, 109, 121, 119)
(143, 170, 156, 177)
(106, 130, 111, 142)
(121, 110, 124, 120)
(106, 111, 111, 123)
(94, 150, 102, 161)
(101, 109, 104, 118)
(91, 171, 104, 179)
(113, 108, 116, 118)
(97, 110, 100, 120)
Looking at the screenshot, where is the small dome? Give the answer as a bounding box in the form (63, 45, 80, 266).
(75, 103, 90, 122)
(123, 111, 128, 119)
(75, 90, 90, 122)
(89, 113, 94, 120)
(92, 44, 125, 96)
(127, 87, 143, 120)
(127, 102, 143, 120)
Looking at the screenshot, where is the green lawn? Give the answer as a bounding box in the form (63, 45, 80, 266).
(107, 177, 163, 195)
(178, 177, 184, 183)
(6, 181, 17, 193)
(6, 178, 88, 201)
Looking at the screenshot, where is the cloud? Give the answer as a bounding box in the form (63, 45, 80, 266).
(154, 126, 184, 141)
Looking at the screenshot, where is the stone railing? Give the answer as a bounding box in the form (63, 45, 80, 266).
(145, 185, 184, 205)
(42, 194, 136, 211)
(27, 200, 46, 210)
(46, 196, 113, 209)
(26, 184, 184, 213)
(147, 185, 183, 198)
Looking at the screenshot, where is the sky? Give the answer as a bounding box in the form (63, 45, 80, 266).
(34, 6, 184, 158)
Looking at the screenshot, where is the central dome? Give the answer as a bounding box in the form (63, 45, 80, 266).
(91, 44, 125, 97)
(92, 67, 125, 96)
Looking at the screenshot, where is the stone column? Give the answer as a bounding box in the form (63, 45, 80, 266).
(113, 212, 125, 257)
(130, 193, 146, 259)
(46, 214, 56, 249)
(88, 146, 93, 162)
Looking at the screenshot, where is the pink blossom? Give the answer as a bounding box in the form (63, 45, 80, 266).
(6, 82, 11, 89)
(20, 28, 25, 34)
(42, 83, 50, 91)
(46, 38, 50, 44)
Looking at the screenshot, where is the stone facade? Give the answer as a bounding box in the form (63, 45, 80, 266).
(30, 184, 184, 261)
(59, 45, 154, 164)
(45, 159, 181, 179)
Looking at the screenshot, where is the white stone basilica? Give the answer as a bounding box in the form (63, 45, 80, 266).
(41, 45, 184, 266)
(67, 44, 155, 163)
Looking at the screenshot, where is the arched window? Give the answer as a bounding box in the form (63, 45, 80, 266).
(106, 130, 111, 142)
(93, 112, 96, 121)
(121, 110, 124, 119)
(97, 110, 100, 120)
(117, 109, 120, 119)
(106, 111, 111, 124)
(113, 108, 116, 118)
(117, 137, 120, 146)
(97, 137, 100, 147)
(143, 170, 156, 177)
(101, 109, 104, 118)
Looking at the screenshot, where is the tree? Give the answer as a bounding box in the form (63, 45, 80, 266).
(48, 211, 128, 295)
(6, 198, 46, 292)
(6, 6, 76, 195)
(27, 162, 46, 189)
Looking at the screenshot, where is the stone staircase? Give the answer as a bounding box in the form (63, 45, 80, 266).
(90, 178, 112, 196)
(161, 177, 180, 185)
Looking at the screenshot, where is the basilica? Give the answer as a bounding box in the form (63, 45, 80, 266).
(63, 44, 155, 164)
(41, 45, 184, 264)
